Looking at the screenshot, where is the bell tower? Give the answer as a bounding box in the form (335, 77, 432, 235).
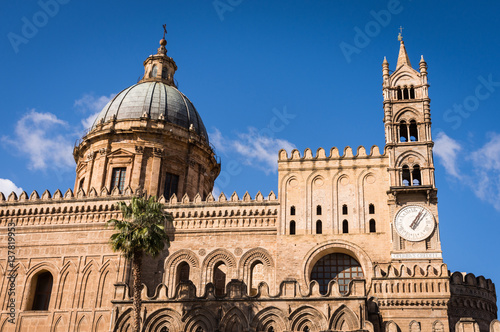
(383, 33, 441, 260)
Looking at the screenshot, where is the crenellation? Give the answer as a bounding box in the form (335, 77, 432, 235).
(279, 145, 387, 162)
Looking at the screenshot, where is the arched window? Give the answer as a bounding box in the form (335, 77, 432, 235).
(410, 86, 415, 99)
(290, 220, 296, 235)
(290, 206, 296, 215)
(402, 165, 411, 186)
(176, 262, 190, 286)
(369, 219, 376, 233)
(368, 204, 375, 214)
(397, 88, 402, 100)
(31, 271, 53, 310)
(310, 253, 364, 294)
(342, 220, 349, 234)
(250, 261, 264, 296)
(409, 120, 418, 141)
(161, 327, 169, 332)
(195, 327, 204, 332)
(399, 121, 408, 142)
(412, 165, 422, 186)
(267, 327, 275, 332)
(316, 220, 322, 234)
(403, 87, 409, 99)
(342, 204, 348, 215)
(151, 65, 158, 78)
(303, 327, 310, 332)
(213, 262, 227, 297)
(316, 205, 322, 215)
(162, 68, 168, 79)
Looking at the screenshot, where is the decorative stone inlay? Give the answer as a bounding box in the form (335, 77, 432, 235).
(198, 249, 206, 256)
(234, 247, 243, 256)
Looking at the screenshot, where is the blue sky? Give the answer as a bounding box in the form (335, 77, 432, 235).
(1, 0, 500, 302)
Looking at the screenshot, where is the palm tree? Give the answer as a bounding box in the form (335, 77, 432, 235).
(107, 196, 171, 332)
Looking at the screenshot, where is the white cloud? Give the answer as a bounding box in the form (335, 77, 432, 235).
(434, 131, 500, 211)
(2, 109, 75, 171)
(210, 127, 295, 175)
(0, 179, 23, 196)
(469, 133, 500, 210)
(74, 93, 114, 130)
(434, 132, 462, 177)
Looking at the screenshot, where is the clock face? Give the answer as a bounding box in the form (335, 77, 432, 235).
(394, 205, 435, 242)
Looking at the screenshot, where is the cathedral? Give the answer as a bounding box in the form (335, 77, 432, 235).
(0, 31, 498, 332)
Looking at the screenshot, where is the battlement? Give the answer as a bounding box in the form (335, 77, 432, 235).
(278, 145, 388, 162)
(0, 188, 279, 231)
(448, 271, 498, 331)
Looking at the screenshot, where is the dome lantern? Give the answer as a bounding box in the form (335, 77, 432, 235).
(139, 25, 178, 86)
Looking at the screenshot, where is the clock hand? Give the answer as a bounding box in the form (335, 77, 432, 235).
(410, 208, 424, 230)
(409, 208, 424, 230)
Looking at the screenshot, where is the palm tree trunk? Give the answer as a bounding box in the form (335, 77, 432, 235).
(132, 250, 143, 332)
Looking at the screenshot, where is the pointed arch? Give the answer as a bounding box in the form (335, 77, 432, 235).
(183, 306, 217, 332)
(77, 315, 91, 332)
(142, 308, 183, 332)
(289, 305, 328, 332)
(165, 249, 199, 296)
(250, 307, 288, 332)
(79, 260, 98, 308)
(202, 249, 237, 291)
(56, 261, 77, 309)
(220, 307, 248, 332)
(329, 305, 359, 331)
(22, 262, 58, 311)
(239, 248, 274, 294)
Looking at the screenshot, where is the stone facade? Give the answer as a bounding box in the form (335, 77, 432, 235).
(0, 36, 498, 332)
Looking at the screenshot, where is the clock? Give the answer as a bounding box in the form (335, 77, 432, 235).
(394, 205, 435, 242)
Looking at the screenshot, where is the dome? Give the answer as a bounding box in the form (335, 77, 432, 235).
(91, 81, 208, 140)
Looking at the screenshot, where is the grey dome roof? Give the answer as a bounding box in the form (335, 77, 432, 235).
(92, 81, 208, 140)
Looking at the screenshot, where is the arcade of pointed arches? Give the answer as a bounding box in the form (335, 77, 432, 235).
(164, 245, 369, 298)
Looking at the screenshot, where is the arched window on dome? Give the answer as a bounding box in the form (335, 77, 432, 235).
(310, 253, 364, 294)
(111, 167, 126, 193)
(409, 120, 418, 141)
(412, 164, 422, 186)
(402, 165, 411, 186)
(399, 120, 408, 142)
(316, 205, 322, 215)
(164, 173, 179, 199)
(176, 262, 190, 287)
(150, 65, 158, 78)
(342, 220, 349, 234)
(316, 220, 322, 234)
(162, 68, 168, 79)
(290, 220, 296, 235)
(31, 271, 53, 310)
(369, 219, 376, 233)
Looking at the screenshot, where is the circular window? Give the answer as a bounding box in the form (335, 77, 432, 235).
(310, 253, 363, 294)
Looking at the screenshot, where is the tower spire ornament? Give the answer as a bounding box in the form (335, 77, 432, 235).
(398, 26, 404, 41)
